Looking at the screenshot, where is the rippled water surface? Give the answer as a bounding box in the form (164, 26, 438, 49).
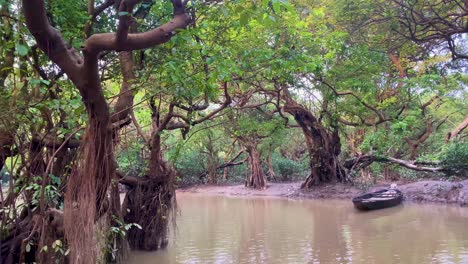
(128, 193, 468, 264)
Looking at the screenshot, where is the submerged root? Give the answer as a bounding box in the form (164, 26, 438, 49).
(122, 170, 176, 251)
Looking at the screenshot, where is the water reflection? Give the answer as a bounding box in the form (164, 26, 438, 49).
(128, 194, 468, 264)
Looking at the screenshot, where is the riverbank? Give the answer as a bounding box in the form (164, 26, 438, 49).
(178, 179, 468, 206)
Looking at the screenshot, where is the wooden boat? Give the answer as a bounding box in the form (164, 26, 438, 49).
(352, 189, 403, 211)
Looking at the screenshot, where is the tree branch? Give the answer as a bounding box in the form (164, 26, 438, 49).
(84, 0, 192, 53)
(344, 154, 445, 173)
(447, 116, 468, 142)
(197, 150, 247, 179)
(22, 0, 83, 84)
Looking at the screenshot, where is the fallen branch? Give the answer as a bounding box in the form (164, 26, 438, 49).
(344, 154, 446, 173)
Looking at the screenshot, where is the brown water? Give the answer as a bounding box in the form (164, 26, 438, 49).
(128, 193, 468, 264)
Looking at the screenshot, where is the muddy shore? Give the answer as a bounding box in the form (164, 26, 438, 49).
(178, 179, 468, 207)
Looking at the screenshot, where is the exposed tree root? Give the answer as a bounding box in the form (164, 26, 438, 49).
(1, 208, 65, 264)
(122, 170, 176, 251)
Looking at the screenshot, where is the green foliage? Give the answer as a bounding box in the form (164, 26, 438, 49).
(2, 0, 467, 263)
(107, 216, 142, 261)
(48, 0, 88, 48)
(115, 140, 147, 177)
(271, 153, 308, 180)
(174, 148, 206, 185)
(20, 175, 63, 209)
(15, 44, 28, 56)
(51, 239, 69, 257)
(440, 143, 468, 176)
(109, 216, 142, 238)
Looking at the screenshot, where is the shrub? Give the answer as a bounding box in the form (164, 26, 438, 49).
(174, 149, 206, 186)
(272, 153, 308, 181)
(440, 143, 468, 176)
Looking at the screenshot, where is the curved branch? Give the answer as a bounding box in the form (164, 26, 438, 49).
(84, 0, 192, 53)
(22, 0, 83, 83)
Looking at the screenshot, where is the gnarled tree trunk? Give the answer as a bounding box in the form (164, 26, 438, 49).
(282, 90, 346, 189)
(243, 140, 266, 189)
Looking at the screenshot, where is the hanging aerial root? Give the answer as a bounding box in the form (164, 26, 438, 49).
(64, 121, 114, 263)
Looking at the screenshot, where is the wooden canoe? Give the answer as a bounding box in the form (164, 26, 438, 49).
(352, 189, 403, 211)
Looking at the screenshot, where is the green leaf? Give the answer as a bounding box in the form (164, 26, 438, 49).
(41, 245, 48, 253)
(240, 12, 250, 25)
(272, 1, 281, 13)
(118, 11, 130, 17)
(16, 44, 28, 56)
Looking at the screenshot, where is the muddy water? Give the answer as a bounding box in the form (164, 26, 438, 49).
(128, 193, 468, 264)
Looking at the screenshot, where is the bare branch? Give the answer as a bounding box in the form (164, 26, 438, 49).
(344, 154, 445, 173)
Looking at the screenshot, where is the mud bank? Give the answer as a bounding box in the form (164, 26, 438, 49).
(178, 179, 468, 206)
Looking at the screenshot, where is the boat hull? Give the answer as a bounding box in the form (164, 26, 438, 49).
(352, 189, 403, 211)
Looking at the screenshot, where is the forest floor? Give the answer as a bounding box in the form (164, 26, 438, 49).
(178, 179, 468, 207)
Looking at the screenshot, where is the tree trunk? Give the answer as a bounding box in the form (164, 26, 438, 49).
(282, 90, 346, 189)
(64, 115, 114, 263)
(405, 119, 433, 160)
(22, 0, 192, 261)
(206, 132, 218, 184)
(383, 166, 400, 181)
(266, 147, 276, 180)
(122, 134, 175, 251)
(207, 155, 218, 184)
(223, 167, 229, 180)
(244, 141, 266, 189)
(0, 131, 15, 173)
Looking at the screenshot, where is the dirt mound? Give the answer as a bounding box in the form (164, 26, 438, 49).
(397, 180, 468, 206)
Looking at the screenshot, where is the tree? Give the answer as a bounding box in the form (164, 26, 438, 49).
(224, 103, 285, 189)
(21, 0, 192, 262)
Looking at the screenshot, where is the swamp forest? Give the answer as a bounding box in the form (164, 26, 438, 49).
(0, 0, 467, 263)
